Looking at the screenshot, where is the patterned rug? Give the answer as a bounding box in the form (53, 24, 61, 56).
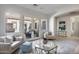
(13, 39, 79, 54)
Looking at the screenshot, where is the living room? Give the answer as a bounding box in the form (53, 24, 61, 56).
(0, 4, 79, 54)
(0, 4, 49, 54)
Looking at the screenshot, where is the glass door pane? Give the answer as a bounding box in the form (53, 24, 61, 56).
(24, 20, 32, 38)
(34, 19, 39, 37)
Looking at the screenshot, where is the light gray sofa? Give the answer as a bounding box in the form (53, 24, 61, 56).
(0, 34, 24, 54)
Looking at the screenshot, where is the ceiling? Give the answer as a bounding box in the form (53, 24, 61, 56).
(17, 4, 79, 16)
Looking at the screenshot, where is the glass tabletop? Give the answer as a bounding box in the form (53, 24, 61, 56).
(35, 44, 57, 54)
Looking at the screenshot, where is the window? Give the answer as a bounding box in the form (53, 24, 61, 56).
(6, 19, 20, 33)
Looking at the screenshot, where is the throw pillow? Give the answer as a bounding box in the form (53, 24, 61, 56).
(5, 36, 13, 43)
(0, 36, 6, 43)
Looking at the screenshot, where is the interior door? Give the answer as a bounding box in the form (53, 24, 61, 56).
(72, 21, 79, 36)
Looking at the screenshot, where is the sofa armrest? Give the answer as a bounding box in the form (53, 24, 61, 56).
(0, 43, 11, 51)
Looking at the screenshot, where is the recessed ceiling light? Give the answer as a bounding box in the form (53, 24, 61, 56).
(33, 4, 39, 6)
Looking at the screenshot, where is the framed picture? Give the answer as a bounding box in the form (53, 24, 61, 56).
(6, 23, 15, 32)
(41, 19, 47, 31)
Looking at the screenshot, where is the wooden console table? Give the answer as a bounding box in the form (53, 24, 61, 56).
(47, 35, 79, 40)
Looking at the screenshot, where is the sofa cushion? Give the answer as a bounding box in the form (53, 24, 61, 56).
(15, 36, 23, 41)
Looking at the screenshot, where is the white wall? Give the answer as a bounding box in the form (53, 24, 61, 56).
(0, 12, 6, 36)
(49, 16, 55, 35)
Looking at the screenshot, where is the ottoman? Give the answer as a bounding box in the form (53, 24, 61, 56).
(19, 42, 32, 54)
